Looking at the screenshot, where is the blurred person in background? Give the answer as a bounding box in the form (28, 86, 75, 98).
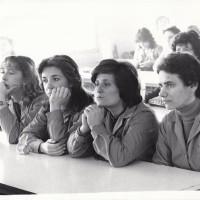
(133, 27, 162, 71)
(172, 30, 200, 61)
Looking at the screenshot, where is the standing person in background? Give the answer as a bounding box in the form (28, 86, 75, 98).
(0, 56, 47, 143)
(172, 30, 200, 61)
(153, 26, 180, 71)
(133, 27, 162, 71)
(145, 26, 180, 104)
(17, 55, 93, 156)
(67, 59, 158, 167)
(153, 52, 200, 171)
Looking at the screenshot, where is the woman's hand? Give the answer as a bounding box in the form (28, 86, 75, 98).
(80, 113, 90, 134)
(49, 87, 71, 111)
(0, 81, 17, 101)
(139, 61, 154, 70)
(39, 139, 66, 156)
(84, 105, 104, 129)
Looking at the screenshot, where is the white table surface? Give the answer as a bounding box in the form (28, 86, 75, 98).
(0, 134, 200, 194)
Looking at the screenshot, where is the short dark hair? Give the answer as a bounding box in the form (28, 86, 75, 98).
(157, 52, 200, 98)
(171, 30, 200, 61)
(91, 59, 142, 107)
(135, 27, 156, 49)
(38, 55, 93, 112)
(163, 26, 180, 35)
(2, 56, 43, 106)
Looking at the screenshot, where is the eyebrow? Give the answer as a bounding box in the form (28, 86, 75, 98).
(42, 75, 62, 78)
(159, 81, 174, 86)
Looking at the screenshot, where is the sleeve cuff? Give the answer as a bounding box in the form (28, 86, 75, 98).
(75, 128, 92, 143)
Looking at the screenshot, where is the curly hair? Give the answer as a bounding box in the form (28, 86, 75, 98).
(38, 55, 93, 112)
(135, 27, 156, 49)
(2, 56, 43, 106)
(157, 52, 200, 98)
(171, 30, 200, 61)
(91, 59, 142, 107)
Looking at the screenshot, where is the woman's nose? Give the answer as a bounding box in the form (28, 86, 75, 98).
(96, 84, 103, 93)
(159, 87, 167, 97)
(2, 73, 7, 81)
(45, 81, 54, 90)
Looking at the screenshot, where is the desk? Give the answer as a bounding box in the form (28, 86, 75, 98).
(0, 136, 200, 194)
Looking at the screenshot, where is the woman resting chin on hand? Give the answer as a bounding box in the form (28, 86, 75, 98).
(17, 55, 93, 156)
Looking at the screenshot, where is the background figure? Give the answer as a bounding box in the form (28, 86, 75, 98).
(133, 27, 162, 71)
(17, 55, 93, 156)
(172, 30, 200, 61)
(145, 26, 180, 104)
(68, 59, 158, 167)
(0, 56, 47, 143)
(153, 52, 200, 171)
(153, 26, 180, 71)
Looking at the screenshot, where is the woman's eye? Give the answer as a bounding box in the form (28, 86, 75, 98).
(54, 78, 59, 81)
(166, 83, 174, 88)
(104, 82, 110, 87)
(42, 79, 47, 83)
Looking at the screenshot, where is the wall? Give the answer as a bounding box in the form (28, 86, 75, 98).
(0, 0, 199, 68)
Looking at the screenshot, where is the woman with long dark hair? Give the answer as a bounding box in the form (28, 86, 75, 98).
(17, 55, 93, 156)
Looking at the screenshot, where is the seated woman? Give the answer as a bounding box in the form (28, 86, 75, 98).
(0, 56, 47, 143)
(153, 52, 200, 171)
(17, 55, 93, 155)
(67, 59, 159, 167)
(172, 30, 200, 61)
(133, 27, 162, 71)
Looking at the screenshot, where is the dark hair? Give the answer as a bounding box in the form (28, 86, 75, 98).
(2, 56, 43, 106)
(91, 59, 142, 107)
(135, 27, 156, 49)
(157, 52, 200, 98)
(163, 26, 180, 35)
(171, 30, 200, 61)
(38, 55, 93, 112)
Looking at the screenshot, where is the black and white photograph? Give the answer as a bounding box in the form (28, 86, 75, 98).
(0, 0, 199, 199)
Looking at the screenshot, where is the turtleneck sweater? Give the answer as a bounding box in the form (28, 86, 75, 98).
(177, 98, 200, 142)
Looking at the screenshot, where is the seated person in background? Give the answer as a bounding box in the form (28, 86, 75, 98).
(17, 55, 93, 156)
(153, 25, 180, 72)
(153, 52, 200, 171)
(0, 56, 47, 144)
(172, 30, 200, 61)
(145, 26, 180, 104)
(133, 27, 162, 71)
(145, 29, 200, 105)
(67, 59, 159, 167)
